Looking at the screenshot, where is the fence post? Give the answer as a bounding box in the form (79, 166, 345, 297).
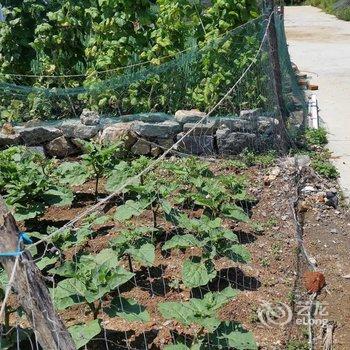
(0, 196, 76, 350)
(265, 0, 290, 151)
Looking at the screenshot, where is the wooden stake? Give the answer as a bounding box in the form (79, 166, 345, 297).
(0, 196, 76, 350)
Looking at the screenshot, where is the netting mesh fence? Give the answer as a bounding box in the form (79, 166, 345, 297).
(0, 7, 308, 350)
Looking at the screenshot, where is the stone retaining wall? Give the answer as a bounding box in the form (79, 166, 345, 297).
(0, 108, 301, 158)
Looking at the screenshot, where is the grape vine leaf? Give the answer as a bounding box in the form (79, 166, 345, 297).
(13, 203, 45, 221)
(43, 187, 74, 207)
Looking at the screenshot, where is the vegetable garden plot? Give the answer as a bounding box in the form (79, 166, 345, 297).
(0, 145, 304, 349)
(0, 4, 309, 348)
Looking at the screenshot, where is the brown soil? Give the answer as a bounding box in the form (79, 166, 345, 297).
(11, 159, 349, 349)
(299, 179, 350, 349)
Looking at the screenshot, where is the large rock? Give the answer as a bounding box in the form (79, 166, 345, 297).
(157, 138, 174, 149)
(132, 120, 181, 139)
(80, 109, 100, 126)
(182, 121, 217, 136)
(18, 126, 63, 146)
(131, 139, 151, 155)
(174, 109, 207, 124)
(217, 128, 256, 155)
(175, 132, 215, 155)
(257, 117, 279, 133)
(99, 123, 137, 149)
(44, 136, 79, 158)
(240, 108, 261, 119)
(60, 120, 100, 139)
(0, 132, 21, 148)
(217, 117, 257, 132)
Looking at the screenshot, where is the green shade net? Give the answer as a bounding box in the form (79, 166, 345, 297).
(0, 13, 305, 127)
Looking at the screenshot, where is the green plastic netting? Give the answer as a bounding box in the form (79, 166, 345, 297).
(0, 13, 306, 128)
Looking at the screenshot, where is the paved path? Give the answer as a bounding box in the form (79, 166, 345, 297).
(285, 6, 350, 202)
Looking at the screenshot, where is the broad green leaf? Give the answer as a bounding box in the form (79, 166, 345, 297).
(37, 256, 58, 270)
(49, 262, 76, 277)
(44, 187, 74, 207)
(222, 229, 239, 242)
(182, 259, 216, 288)
(56, 162, 90, 186)
(69, 319, 101, 349)
(158, 302, 193, 325)
(221, 204, 249, 222)
(13, 203, 45, 221)
(225, 245, 251, 263)
(53, 278, 86, 299)
(93, 248, 120, 268)
(159, 289, 235, 333)
(160, 199, 172, 214)
(106, 161, 134, 192)
(209, 321, 257, 350)
(127, 243, 155, 267)
(114, 199, 148, 221)
(106, 297, 150, 323)
(162, 234, 202, 251)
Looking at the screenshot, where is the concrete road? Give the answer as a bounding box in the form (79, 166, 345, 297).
(285, 6, 350, 202)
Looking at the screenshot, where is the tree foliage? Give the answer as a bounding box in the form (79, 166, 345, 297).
(0, 0, 260, 122)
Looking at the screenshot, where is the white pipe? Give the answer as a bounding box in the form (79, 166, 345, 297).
(308, 94, 319, 129)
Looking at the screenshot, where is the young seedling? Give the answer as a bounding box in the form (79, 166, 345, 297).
(80, 140, 122, 200)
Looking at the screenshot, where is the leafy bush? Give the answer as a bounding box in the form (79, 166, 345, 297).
(0, 0, 260, 122)
(0, 146, 73, 220)
(305, 127, 328, 146)
(312, 155, 339, 179)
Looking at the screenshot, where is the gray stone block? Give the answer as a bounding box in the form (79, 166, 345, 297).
(174, 109, 207, 124)
(257, 117, 279, 133)
(132, 121, 181, 139)
(176, 132, 215, 155)
(239, 108, 261, 119)
(217, 117, 257, 132)
(60, 120, 100, 139)
(80, 109, 100, 126)
(99, 123, 137, 149)
(182, 121, 217, 136)
(157, 138, 175, 149)
(131, 139, 151, 155)
(44, 136, 79, 158)
(18, 126, 63, 146)
(217, 128, 256, 155)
